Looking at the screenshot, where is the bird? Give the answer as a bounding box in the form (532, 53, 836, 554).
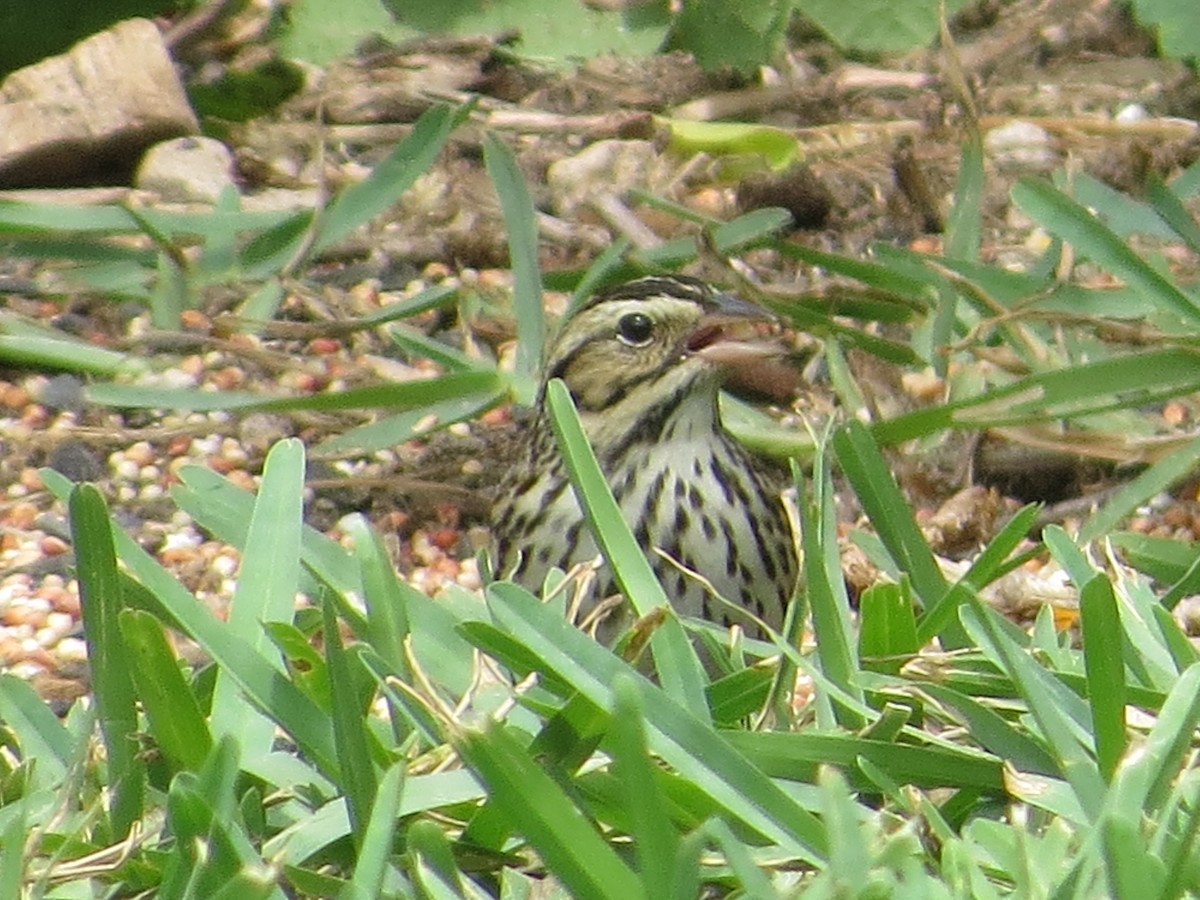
(492, 274, 799, 641)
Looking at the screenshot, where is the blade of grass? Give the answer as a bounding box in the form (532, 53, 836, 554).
(834, 420, 948, 607)
(946, 135, 984, 263)
(801, 431, 865, 727)
(485, 581, 828, 861)
(70, 483, 144, 837)
(41, 468, 340, 780)
(1146, 176, 1200, 255)
(455, 721, 646, 900)
(873, 348, 1200, 444)
(1078, 433, 1200, 543)
(962, 601, 1106, 820)
(1013, 177, 1200, 325)
(342, 763, 405, 900)
(211, 439, 305, 767)
(322, 596, 377, 844)
(484, 131, 543, 402)
(1080, 577, 1127, 782)
(545, 378, 708, 717)
(313, 103, 472, 258)
(86, 369, 505, 413)
(610, 677, 678, 898)
(118, 609, 213, 773)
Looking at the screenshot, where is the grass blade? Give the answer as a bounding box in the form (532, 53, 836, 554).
(834, 420, 947, 606)
(211, 439, 306, 766)
(545, 378, 708, 717)
(1080, 577, 1127, 781)
(484, 131, 543, 401)
(1012, 177, 1200, 325)
(70, 483, 145, 837)
(119, 609, 214, 773)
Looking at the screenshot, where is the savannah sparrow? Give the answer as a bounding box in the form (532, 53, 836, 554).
(492, 275, 798, 637)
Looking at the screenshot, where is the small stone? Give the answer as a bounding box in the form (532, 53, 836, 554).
(36, 374, 85, 411)
(984, 120, 1058, 172)
(46, 440, 105, 482)
(135, 136, 236, 204)
(1114, 104, 1149, 124)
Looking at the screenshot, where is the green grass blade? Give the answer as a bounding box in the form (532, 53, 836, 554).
(962, 601, 1106, 820)
(1012, 177, 1200, 325)
(801, 433, 865, 726)
(484, 131, 543, 401)
(485, 582, 828, 860)
(1078, 434, 1200, 543)
(313, 103, 470, 258)
(1106, 663, 1200, 817)
(917, 502, 1041, 647)
(455, 721, 646, 900)
(858, 581, 918, 673)
(211, 439, 305, 766)
(723, 730, 1004, 792)
(545, 378, 708, 717)
(919, 684, 1059, 775)
(86, 369, 505, 413)
(874, 348, 1200, 444)
(41, 469, 340, 781)
(1146, 175, 1200, 255)
(1080, 577, 1127, 781)
(118, 609, 213, 773)
(70, 483, 145, 837)
(946, 135, 984, 263)
(834, 420, 948, 606)
(0, 675, 72, 788)
(322, 597, 377, 843)
(342, 763, 405, 900)
(609, 678, 678, 897)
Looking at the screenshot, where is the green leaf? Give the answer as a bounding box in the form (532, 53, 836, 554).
(801, 433, 865, 726)
(41, 469, 340, 782)
(946, 134, 984, 263)
(313, 103, 471, 259)
(1080, 577, 1127, 781)
(0, 675, 72, 788)
(341, 763, 404, 900)
(1078, 433, 1200, 543)
(455, 721, 646, 900)
(834, 420, 948, 606)
(322, 597, 377, 843)
(71, 483, 145, 837)
(799, 0, 975, 52)
(961, 601, 1106, 820)
(544, 378, 708, 717)
(118, 609, 213, 774)
(1130, 0, 1200, 59)
(664, 0, 790, 73)
(661, 118, 798, 170)
(858, 581, 918, 673)
(211, 440, 306, 767)
(609, 678, 677, 898)
(1013, 177, 1200, 325)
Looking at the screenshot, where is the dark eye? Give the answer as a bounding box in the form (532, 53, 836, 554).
(616, 312, 654, 346)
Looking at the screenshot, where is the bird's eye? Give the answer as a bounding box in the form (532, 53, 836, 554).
(616, 312, 654, 346)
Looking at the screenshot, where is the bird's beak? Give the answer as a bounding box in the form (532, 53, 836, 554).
(685, 292, 798, 400)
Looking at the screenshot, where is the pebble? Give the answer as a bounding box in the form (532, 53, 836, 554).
(984, 120, 1058, 172)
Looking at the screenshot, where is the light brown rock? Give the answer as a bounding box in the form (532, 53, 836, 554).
(0, 18, 198, 188)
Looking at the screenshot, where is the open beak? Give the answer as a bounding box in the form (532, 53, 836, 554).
(684, 291, 799, 401)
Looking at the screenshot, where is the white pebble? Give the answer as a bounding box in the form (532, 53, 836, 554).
(56, 637, 88, 661)
(984, 120, 1057, 172)
(139, 483, 165, 501)
(1115, 103, 1148, 124)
